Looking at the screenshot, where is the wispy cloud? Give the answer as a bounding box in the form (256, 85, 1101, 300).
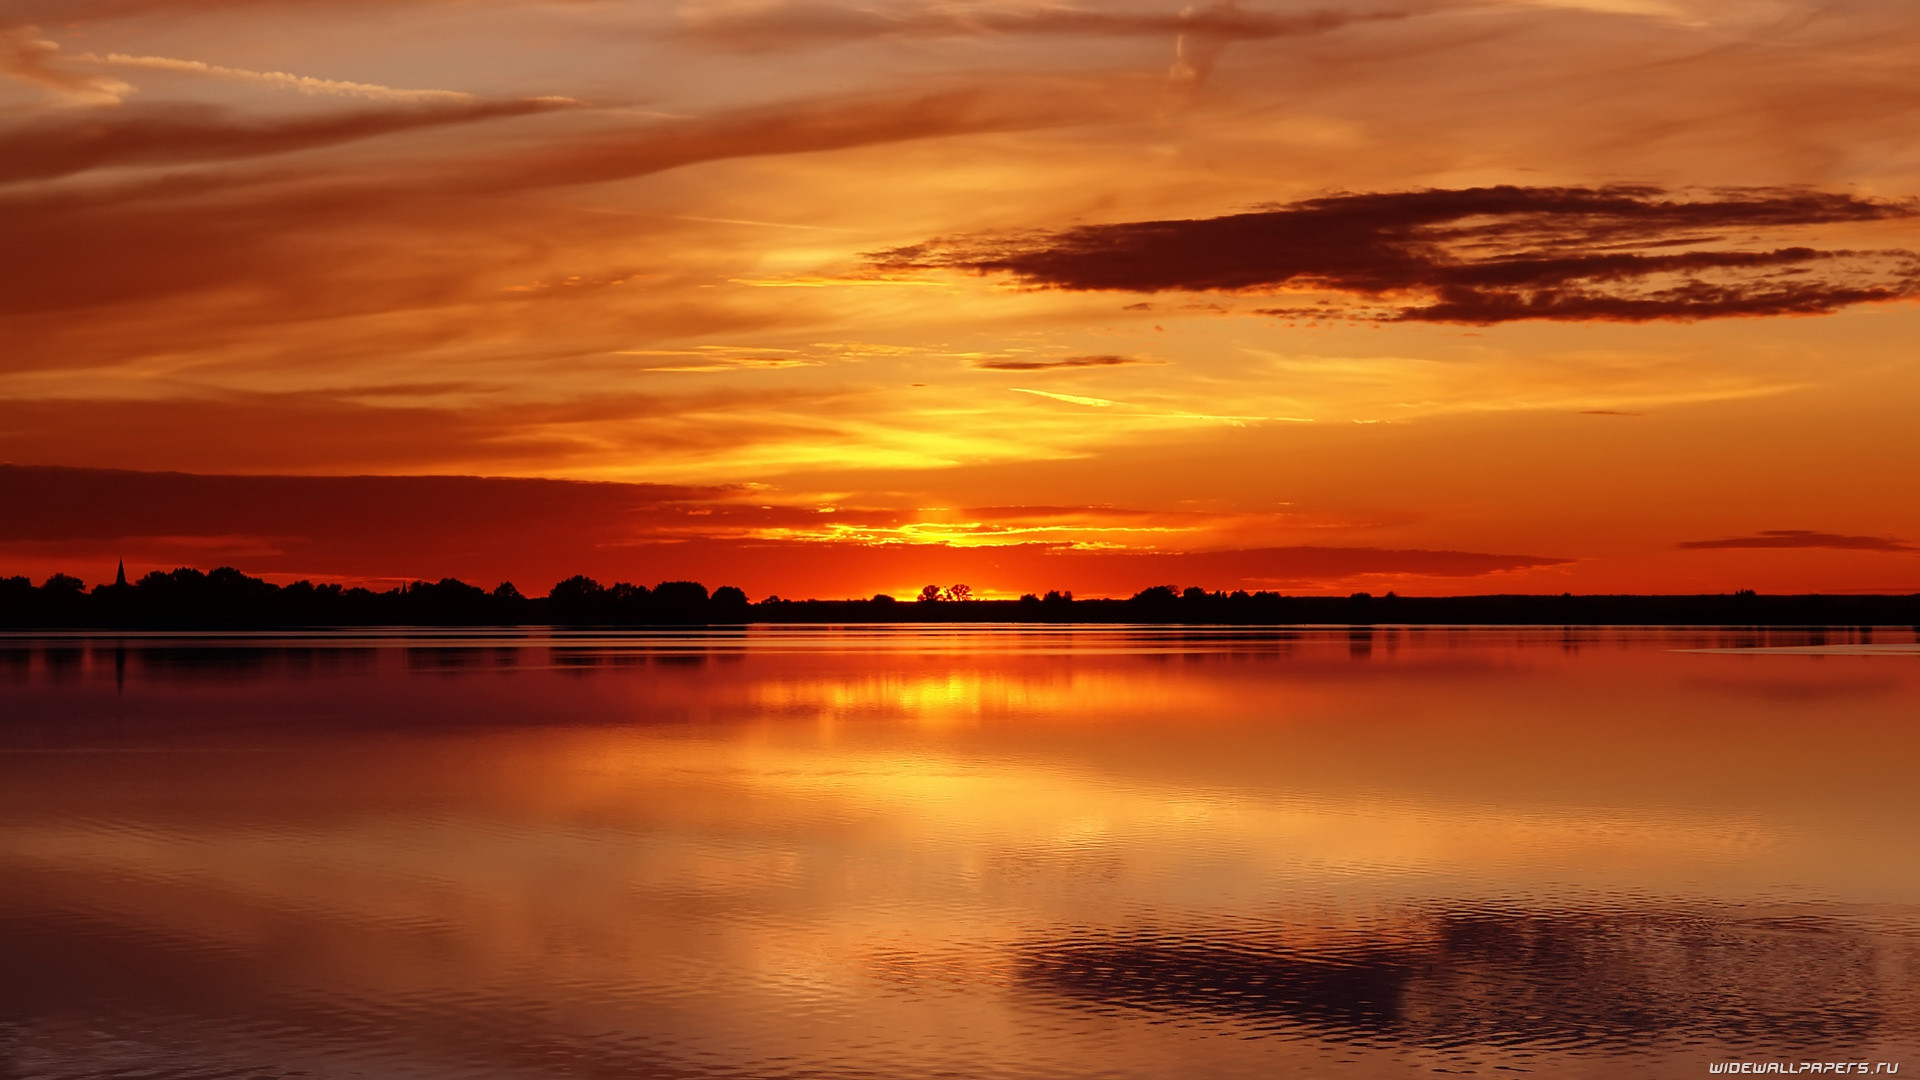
(475, 78, 1141, 193)
(1010, 387, 1116, 407)
(74, 51, 496, 103)
(0, 98, 576, 184)
(680, 0, 1417, 51)
(0, 26, 133, 105)
(974, 354, 1154, 371)
(4, 0, 456, 17)
(1678, 530, 1916, 552)
(1007, 386, 1303, 425)
(680, 0, 1425, 92)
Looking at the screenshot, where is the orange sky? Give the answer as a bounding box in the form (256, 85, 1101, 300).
(2, 0, 1917, 598)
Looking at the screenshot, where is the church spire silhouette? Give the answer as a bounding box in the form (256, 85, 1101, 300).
(115, 560, 127, 587)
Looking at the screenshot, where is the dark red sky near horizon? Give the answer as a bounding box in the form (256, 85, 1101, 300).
(0, 465, 1571, 598)
(3, 465, 1912, 599)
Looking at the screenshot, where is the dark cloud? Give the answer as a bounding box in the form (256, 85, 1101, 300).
(0, 464, 814, 587)
(971, 354, 1152, 371)
(0, 99, 573, 185)
(0, 387, 845, 473)
(873, 185, 1920, 323)
(1678, 530, 1915, 552)
(0, 464, 726, 545)
(1089, 543, 1567, 581)
(681, 0, 1411, 52)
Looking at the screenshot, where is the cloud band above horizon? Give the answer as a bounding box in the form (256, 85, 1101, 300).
(873, 185, 1920, 323)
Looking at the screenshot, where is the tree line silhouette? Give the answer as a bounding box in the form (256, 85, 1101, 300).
(0, 567, 1915, 627)
(0, 568, 746, 627)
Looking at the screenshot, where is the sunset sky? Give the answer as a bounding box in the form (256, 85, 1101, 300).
(3, 0, 1917, 598)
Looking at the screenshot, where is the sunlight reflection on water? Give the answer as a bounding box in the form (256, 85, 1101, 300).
(0, 627, 1916, 1078)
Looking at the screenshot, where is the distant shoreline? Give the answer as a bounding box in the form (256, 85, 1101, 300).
(3, 566, 1915, 629)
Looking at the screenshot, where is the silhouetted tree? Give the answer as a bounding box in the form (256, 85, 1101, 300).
(400, 578, 490, 624)
(710, 585, 749, 621)
(488, 581, 529, 623)
(652, 580, 710, 623)
(548, 575, 607, 622)
(2, 562, 1916, 628)
(604, 582, 650, 621)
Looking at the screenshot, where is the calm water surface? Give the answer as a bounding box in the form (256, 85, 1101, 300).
(1, 626, 1916, 1079)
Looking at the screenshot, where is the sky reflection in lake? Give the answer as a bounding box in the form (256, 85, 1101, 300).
(1, 627, 1916, 1078)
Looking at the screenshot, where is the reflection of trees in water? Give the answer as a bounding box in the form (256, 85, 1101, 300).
(550, 648, 707, 670)
(0, 647, 31, 679)
(1017, 906, 1906, 1050)
(132, 646, 379, 680)
(404, 646, 525, 673)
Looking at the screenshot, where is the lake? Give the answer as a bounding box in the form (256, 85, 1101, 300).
(1, 626, 1915, 1079)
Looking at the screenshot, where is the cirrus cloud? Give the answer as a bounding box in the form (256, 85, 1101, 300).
(0, 25, 133, 105)
(1677, 530, 1915, 552)
(72, 51, 492, 102)
(0, 98, 575, 185)
(680, 0, 1416, 51)
(972, 354, 1155, 371)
